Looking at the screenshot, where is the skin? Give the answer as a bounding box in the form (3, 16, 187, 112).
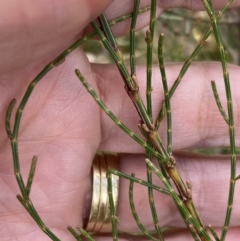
(0, 0, 240, 240)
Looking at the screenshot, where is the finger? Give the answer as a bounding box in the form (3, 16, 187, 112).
(0, 0, 113, 73)
(92, 62, 240, 153)
(1, 0, 160, 73)
(3, 0, 240, 73)
(116, 153, 240, 231)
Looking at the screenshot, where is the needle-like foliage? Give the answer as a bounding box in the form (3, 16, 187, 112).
(4, 1, 237, 241)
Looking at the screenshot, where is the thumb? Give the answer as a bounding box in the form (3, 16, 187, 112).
(0, 0, 113, 73)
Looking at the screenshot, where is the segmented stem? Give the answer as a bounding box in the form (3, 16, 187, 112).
(99, 13, 118, 49)
(5, 93, 61, 241)
(211, 81, 228, 124)
(168, 0, 233, 98)
(75, 69, 168, 163)
(109, 6, 150, 26)
(67, 226, 83, 241)
(158, 33, 172, 154)
(208, 225, 220, 241)
(145, 21, 166, 235)
(17, 195, 61, 241)
(5, 99, 16, 138)
(155, 101, 166, 130)
(145, 6, 165, 236)
(188, 225, 202, 241)
(107, 172, 119, 241)
(107, 169, 171, 196)
(203, 1, 236, 240)
(91, 20, 153, 129)
(145, 159, 212, 241)
(130, 0, 140, 76)
(146, 159, 164, 241)
(129, 173, 159, 241)
(146, 0, 157, 120)
(6, 99, 61, 241)
(77, 227, 95, 241)
(235, 175, 240, 181)
(90, 21, 135, 89)
(25, 156, 37, 197)
(98, 13, 123, 61)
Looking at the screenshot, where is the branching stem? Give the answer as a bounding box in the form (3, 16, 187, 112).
(202, 1, 236, 240)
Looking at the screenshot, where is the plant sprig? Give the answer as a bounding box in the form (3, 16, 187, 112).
(4, 1, 237, 241)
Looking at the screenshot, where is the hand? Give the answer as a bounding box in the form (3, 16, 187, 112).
(1, 0, 240, 240)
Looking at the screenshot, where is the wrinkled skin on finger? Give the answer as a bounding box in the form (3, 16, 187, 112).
(1, 0, 240, 240)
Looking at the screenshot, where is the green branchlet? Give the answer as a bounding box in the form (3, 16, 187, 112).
(203, 1, 236, 240)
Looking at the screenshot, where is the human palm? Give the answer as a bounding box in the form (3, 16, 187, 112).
(1, 0, 240, 240)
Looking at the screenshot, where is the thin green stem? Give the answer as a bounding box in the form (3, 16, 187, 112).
(143, 128, 167, 237)
(168, 1, 233, 98)
(25, 156, 37, 198)
(109, 6, 150, 26)
(203, 1, 236, 240)
(155, 101, 166, 130)
(158, 33, 172, 154)
(211, 81, 229, 124)
(235, 175, 240, 181)
(5, 99, 26, 196)
(99, 13, 118, 49)
(98, 13, 123, 61)
(107, 169, 171, 196)
(146, 0, 157, 120)
(188, 225, 202, 241)
(5, 99, 16, 138)
(146, 159, 165, 240)
(145, 6, 166, 234)
(67, 226, 83, 241)
(129, 173, 159, 241)
(145, 159, 212, 241)
(75, 69, 168, 164)
(107, 172, 119, 241)
(90, 21, 136, 89)
(7, 103, 40, 236)
(7, 98, 62, 241)
(90, 20, 153, 129)
(208, 225, 220, 241)
(139, 122, 169, 159)
(17, 195, 61, 241)
(130, 0, 140, 76)
(183, 181, 205, 231)
(77, 227, 95, 241)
